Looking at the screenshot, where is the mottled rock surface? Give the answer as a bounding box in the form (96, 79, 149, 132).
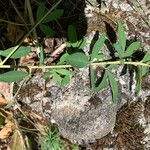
(50, 68, 120, 144)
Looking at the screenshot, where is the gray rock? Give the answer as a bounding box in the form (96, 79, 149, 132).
(50, 68, 120, 144)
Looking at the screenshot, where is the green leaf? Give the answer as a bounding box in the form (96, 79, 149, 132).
(43, 71, 53, 79)
(39, 24, 55, 37)
(42, 9, 64, 23)
(113, 42, 124, 58)
(52, 72, 62, 84)
(125, 41, 140, 57)
(107, 64, 117, 70)
(55, 69, 74, 76)
(0, 71, 28, 82)
(89, 65, 95, 89)
(107, 71, 118, 103)
(61, 75, 70, 86)
(0, 46, 31, 59)
(90, 32, 106, 61)
(119, 59, 125, 65)
(117, 20, 126, 52)
(36, 3, 45, 22)
(43, 69, 74, 86)
(57, 53, 69, 65)
(141, 50, 150, 62)
(94, 53, 105, 59)
(67, 38, 87, 49)
(66, 52, 90, 68)
(96, 71, 108, 91)
(77, 38, 87, 49)
(39, 47, 44, 65)
(135, 67, 142, 95)
(68, 25, 77, 43)
(135, 66, 149, 94)
(141, 66, 149, 77)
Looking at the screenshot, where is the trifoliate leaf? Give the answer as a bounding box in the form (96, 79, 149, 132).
(0, 46, 31, 59)
(66, 52, 90, 68)
(90, 32, 106, 61)
(0, 71, 28, 82)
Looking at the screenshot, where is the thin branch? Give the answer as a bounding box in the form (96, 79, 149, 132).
(50, 43, 67, 57)
(45, 43, 67, 64)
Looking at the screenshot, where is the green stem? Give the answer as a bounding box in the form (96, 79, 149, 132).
(92, 61, 150, 67)
(0, 61, 149, 69)
(0, 0, 62, 66)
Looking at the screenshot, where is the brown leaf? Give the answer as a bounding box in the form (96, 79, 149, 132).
(0, 119, 14, 140)
(0, 97, 7, 106)
(0, 82, 13, 100)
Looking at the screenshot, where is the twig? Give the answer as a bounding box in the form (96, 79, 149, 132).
(50, 43, 66, 57)
(45, 43, 67, 64)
